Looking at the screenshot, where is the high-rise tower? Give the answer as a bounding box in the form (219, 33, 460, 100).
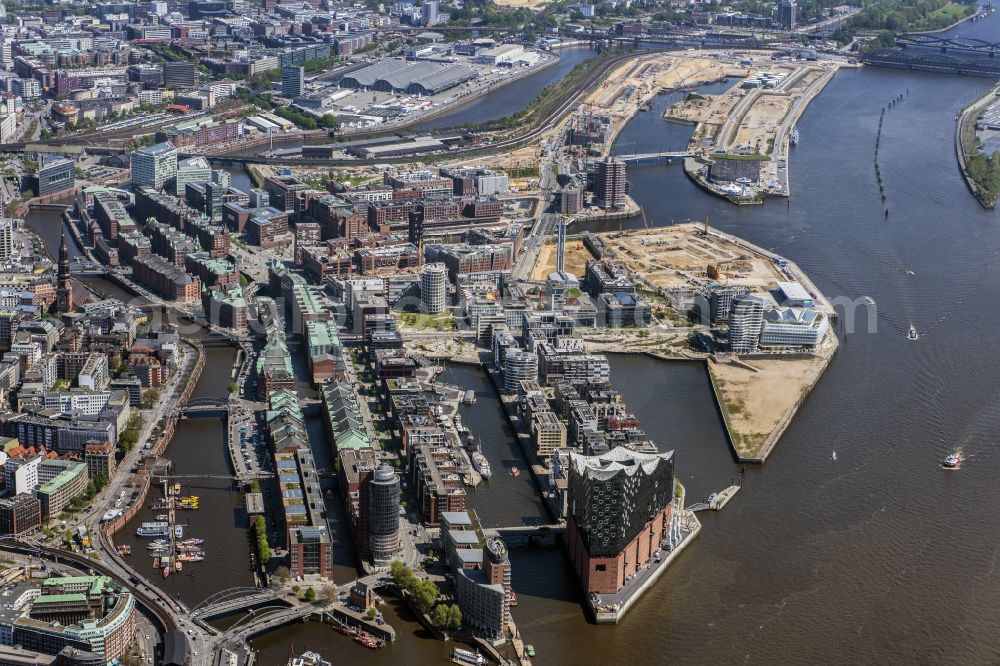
(55, 232, 73, 314)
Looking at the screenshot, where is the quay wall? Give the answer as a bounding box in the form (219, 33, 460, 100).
(593, 512, 701, 624)
(955, 86, 997, 209)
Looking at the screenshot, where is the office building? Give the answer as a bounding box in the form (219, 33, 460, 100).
(12, 575, 136, 663)
(130, 141, 177, 191)
(161, 61, 198, 88)
(175, 156, 212, 193)
(281, 65, 304, 98)
(36, 459, 88, 518)
(593, 156, 626, 209)
(420, 262, 447, 314)
(760, 307, 829, 348)
(368, 464, 401, 562)
(422, 0, 439, 25)
(779, 0, 797, 29)
(36, 156, 74, 198)
(0, 219, 12, 262)
(0, 493, 41, 537)
(728, 293, 767, 354)
(288, 525, 334, 580)
(440, 512, 511, 639)
(566, 447, 675, 595)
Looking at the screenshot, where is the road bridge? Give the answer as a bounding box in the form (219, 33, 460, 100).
(177, 397, 231, 417)
(192, 588, 284, 621)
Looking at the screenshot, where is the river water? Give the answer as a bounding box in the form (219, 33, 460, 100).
(261, 52, 1000, 663)
(30, 20, 1000, 660)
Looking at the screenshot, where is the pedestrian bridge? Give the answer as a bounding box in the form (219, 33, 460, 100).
(620, 151, 694, 165)
(491, 522, 566, 537)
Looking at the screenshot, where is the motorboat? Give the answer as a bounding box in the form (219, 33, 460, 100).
(907, 326, 919, 341)
(942, 452, 962, 470)
(509, 466, 520, 478)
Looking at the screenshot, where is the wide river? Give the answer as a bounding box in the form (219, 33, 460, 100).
(32, 17, 1000, 661)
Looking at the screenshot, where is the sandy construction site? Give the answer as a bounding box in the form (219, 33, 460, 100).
(530, 238, 594, 280)
(665, 63, 829, 153)
(709, 342, 835, 460)
(597, 223, 787, 292)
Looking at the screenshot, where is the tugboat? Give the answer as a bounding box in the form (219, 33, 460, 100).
(907, 325, 919, 341)
(942, 451, 962, 470)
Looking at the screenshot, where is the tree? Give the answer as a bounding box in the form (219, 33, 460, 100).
(391, 560, 413, 587)
(366, 606, 378, 619)
(84, 481, 96, 500)
(275, 566, 291, 583)
(445, 604, 462, 630)
(303, 587, 316, 602)
(94, 474, 108, 492)
(431, 603, 450, 628)
(412, 579, 439, 615)
(321, 585, 338, 602)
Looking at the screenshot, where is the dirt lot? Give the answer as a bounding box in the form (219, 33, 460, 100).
(599, 224, 785, 292)
(709, 353, 829, 457)
(732, 95, 793, 151)
(493, 0, 550, 7)
(530, 238, 594, 280)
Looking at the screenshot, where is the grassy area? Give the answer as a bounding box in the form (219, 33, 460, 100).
(398, 312, 457, 331)
(708, 152, 769, 161)
(911, 2, 975, 30)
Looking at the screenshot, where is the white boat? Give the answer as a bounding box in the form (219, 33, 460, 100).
(288, 651, 332, 666)
(907, 326, 919, 341)
(831, 451, 838, 461)
(790, 127, 800, 145)
(942, 451, 962, 470)
(452, 648, 486, 665)
(472, 452, 491, 479)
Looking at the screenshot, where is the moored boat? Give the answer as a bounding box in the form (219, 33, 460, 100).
(472, 452, 491, 479)
(353, 632, 383, 649)
(509, 466, 520, 478)
(452, 647, 486, 665)
(136, 522, 170, 538)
